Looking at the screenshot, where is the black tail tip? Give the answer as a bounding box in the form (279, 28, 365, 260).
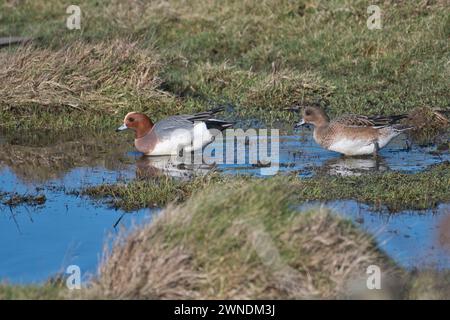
(209, 106, 226, 114)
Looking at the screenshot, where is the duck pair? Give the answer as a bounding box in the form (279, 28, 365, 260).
(117, 106, 411, 157)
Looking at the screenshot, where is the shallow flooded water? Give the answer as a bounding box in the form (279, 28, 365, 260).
(298, 201, 450, 270)
(0, 166, 154, 284)
(0, 129, 449, 283)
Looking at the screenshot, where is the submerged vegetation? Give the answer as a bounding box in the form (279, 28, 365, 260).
(0, 190, 46, 207)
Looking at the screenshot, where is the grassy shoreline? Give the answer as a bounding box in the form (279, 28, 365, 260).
(1, 0, 449, 130)
(81, 161, 450, 212)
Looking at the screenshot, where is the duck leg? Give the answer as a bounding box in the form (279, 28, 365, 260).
(373, 141, 380, 159)
(404, 137, 412, 152)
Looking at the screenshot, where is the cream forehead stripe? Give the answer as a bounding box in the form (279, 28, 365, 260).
(124, 112, 138, 121)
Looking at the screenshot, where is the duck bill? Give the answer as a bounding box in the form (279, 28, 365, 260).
(116, 124, 128, 132)
(294, 119, 306, 129)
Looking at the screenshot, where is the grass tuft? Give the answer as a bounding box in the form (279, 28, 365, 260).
(85, 179, 396, 299)
(0, 40, 181, 130)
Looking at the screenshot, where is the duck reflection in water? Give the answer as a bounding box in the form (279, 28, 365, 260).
(319, 155, 389, 176)
(135, 155, 216, 180)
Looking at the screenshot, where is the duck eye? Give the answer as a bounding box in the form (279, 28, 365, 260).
(305, 110, 311, 116)
(128, 117, 135, 122)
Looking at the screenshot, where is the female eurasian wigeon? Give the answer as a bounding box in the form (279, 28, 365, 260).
(117, 107, 233, 156)
(294, 106, 412, 156)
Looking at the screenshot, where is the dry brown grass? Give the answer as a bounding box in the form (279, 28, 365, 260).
(85, 207, 206, 299)
(407, 270, 450, 300)
(85, 180, 397, 299)
(0, 40, 173, 116)
(280, 211, 391, 298)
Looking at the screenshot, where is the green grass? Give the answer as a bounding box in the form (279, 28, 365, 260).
(0, 39, 186, 130)
(78, 173, 243, 211)
(0, 0, 448, 129)
(291, 161, 450, 211)
(83, 161, 450, 211)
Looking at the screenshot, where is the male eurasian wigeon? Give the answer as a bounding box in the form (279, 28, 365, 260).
(117, 107, 233, 156)
(294, 106, 412, 156)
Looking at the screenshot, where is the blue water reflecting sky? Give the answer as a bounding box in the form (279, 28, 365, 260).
(298, 201, 450, 270)
(0, 167, 154, 284)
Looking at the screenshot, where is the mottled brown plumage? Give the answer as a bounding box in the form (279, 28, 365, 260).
(295, 106, 412, 156)
(334, 114, 408, 128)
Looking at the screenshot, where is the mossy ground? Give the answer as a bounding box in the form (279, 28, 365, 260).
(82, 161, 450, 212)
